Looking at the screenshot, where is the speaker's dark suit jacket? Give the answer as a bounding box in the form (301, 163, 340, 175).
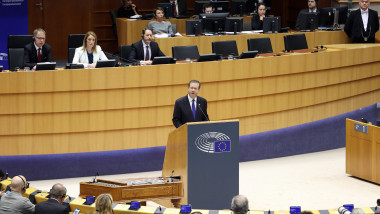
(128, 40, 165, 62)
(35, 198, 70, 214)
(172, 95, 209, 128)
(23, 42, 53, 68)
(344, 8, 379, 43)
(163, 0, 188, 16)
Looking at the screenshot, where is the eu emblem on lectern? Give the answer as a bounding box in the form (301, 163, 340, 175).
(195, 132, 231, 153)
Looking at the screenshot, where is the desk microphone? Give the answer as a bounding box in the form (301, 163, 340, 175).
(103, 51, 136, 66)
(198, 103, 209, 121)
(91, 172, 99, 183)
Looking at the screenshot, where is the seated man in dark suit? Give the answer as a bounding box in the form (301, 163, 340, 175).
(128, 28, 165, 65)
(172, 80, 209, 128)
(163, 0, 188, 16)
(295, 0, 319, 30)
(35, 183, 70, 214)
(344, 0, 379, 43)
(23, 28, 53, 70)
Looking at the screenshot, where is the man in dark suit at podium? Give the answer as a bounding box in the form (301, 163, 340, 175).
(172, 80, 209, 128)
(128, 28, 165, 65)
(344, 0, 379, 43)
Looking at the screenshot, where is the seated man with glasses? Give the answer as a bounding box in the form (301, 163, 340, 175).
(35, 183, 71, 214)
(23, 28, 53, 70)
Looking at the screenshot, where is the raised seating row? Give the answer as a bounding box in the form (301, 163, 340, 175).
(0, 178, 377, 214)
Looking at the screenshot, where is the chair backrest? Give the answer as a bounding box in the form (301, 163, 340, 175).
(68, 34, 85, 49)
(68, 48, 76, 63)
(171, 24, 177, 34)
(172, 45, 200, 61)
(110, 10, 118, 39)
(7, 35, 34, 70)
(247, 38, 273, 53)
(243, 21, 252, 31)
(284, 34, 308, 51)
(68, 34, 85, 62)
(212, 40, 239, 58)
(120, 45, 132, 61)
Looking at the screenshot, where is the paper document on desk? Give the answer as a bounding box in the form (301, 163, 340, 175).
(130, 15, 142, 19)
(154, 34, 170, 38)
(241, 30, 262, 34)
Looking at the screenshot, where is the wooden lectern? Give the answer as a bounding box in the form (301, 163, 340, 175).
(162, 120, 240, 210)
(346, 119, 380, 184)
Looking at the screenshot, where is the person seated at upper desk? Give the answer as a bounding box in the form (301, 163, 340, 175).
(344, 0, 379, 43)
(251, 3, 267, 30)
(23, 28, 53, 70)
(162, 0, 188, 16)
(196, 3, 213, 20)
(117, 0, 139, 18)
(295, 0, 319, 30)
(128, 28, 165, 65)
(72, 31, 108, 68)
(147, 7, 174, 35)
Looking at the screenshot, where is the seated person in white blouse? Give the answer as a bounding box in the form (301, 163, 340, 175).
(147, 7, 173, 35)
(72, 31, 108, 68)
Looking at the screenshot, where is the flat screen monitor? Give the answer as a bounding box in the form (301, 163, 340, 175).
(239, 50, 258, 59)
(157, 3, 174, 18)
(230, 0, 247, 16)
(95, 59, 117, 68)
(263, 16, 281, 33)
(225, 17, 243, 33)
(36, 62, 56, 71)
(152, 56, 175, 65)
(186, 20, 203, 36)
(212, 1, 229, 13)
(200, 12, 229, 33)
(194, 1, 209, 16)
(319, 7, 347, 27)
(336, 6, 348, 24)
(298, 12, 319, 31)
(319, 7, 334, 26)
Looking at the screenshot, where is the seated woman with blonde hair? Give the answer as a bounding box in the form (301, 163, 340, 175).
(72, 31, 108, 68)
(93, 193, 113, 214)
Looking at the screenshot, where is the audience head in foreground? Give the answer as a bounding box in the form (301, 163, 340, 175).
(231, 195, 249, 214)
(0, 175, 35, 214)
(94, 193, 113, 214)
(35, 183, 71, 214)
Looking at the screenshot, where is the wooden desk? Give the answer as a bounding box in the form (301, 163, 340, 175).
(1, 44, 380, 156)
(118, 28, 350, 56)
(346, 119, 380, 184)
(116, 18, 193, 46)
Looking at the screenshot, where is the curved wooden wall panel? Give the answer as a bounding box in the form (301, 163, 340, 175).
(1, 44, 380, 156)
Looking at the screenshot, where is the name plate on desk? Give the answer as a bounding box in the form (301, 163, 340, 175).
(354, 123, 368, 134)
